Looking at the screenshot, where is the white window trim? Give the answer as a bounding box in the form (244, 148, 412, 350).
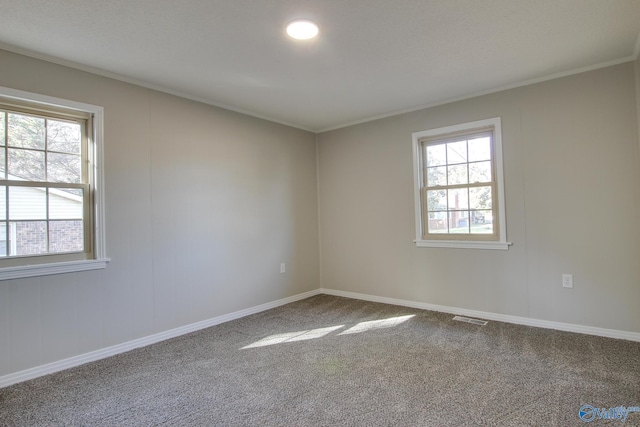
(0, 86, 109, 279)
(412, 117, 511, 250)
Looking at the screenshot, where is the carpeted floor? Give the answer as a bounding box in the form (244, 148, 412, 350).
(1, 294, 639, 426)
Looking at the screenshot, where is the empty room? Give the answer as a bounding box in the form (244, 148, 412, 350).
(1, 1, 640, 425)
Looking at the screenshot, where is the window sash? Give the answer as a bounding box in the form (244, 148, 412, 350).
(0, 85, 107, 278)
(0, 104, 94, 260)
(419, 126, 500, 241)
(411, 117, 511, 250)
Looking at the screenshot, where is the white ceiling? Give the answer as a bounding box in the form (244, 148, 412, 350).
(0, 0, 639, 132)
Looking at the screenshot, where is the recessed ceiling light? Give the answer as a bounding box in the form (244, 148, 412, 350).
(286, 19, 319, 40)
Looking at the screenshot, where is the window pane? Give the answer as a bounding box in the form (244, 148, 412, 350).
(426, 166, 446, 187)
(49, 220, 83, 253)
(9, 186, 46, 220)
(0, 186, 5, 220)
(427, 211, 448, 233)
(447, 140, 467, 164)
(8, 148, 45, 181)
(0, 222, 6, 256)
(47, 153, 82, 183)
(469, 161, 492, 183)
(448, 211, 470, 234)
(427, 189, 447, 211)
(0, 112, 5, 146)
(469, 186, 492, 210)
(11, 221, 47, 255)
(468, 136, 491, 162)
(8, 113, 45, 149)
(471, 210, 493, 234)
(416, 119, 503, 243)
(0, 148, 4, 178)
(49, 188, 83, 219)
(425, 143, 446, 167)
(448, 188, 468, 210)
(47, 120, 81, 154)
(447, 164, 468, 185)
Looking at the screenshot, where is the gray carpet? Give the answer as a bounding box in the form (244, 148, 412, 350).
(1, 295, 639, 426)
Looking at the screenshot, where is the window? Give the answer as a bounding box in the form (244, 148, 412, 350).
(412, 117, 509, 250)
(0, 86, 108, 279)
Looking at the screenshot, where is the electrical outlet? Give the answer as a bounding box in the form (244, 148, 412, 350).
(280, 263, 286, 274)
(562, 273, 573, 288)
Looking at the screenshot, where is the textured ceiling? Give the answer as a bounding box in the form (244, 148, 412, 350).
(0, 0, 639, 132)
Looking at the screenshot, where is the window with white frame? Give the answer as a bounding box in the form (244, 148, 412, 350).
(0, 86, 108, 279)
(412, 117, 509, 250)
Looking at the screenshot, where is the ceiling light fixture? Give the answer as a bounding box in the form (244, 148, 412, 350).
(286, 19, 319, 40)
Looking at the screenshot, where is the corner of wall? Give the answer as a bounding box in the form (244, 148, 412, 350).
(314, 132, 323, 290)
(635, 53, 640, 154)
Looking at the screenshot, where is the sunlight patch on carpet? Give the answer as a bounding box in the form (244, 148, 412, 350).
(338, 315, 415, 335)
(241, 325, 345, 349)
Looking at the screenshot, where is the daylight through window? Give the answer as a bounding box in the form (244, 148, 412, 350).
(0, 87, 107, 279)
(0, 105, 91, 258)
(412, 117, 509, 250)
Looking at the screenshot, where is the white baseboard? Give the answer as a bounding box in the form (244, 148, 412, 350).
(320, 288, 640, 342)
(0, 289, 321, 389)
(3, 286, 639, 389)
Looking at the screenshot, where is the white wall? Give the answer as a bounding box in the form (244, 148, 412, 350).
(318, 62, 640, 333)
(0, 49, 320, 377)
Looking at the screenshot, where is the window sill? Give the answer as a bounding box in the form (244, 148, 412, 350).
(0, 258, 110, 281)
(414, 240, 511, 250)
